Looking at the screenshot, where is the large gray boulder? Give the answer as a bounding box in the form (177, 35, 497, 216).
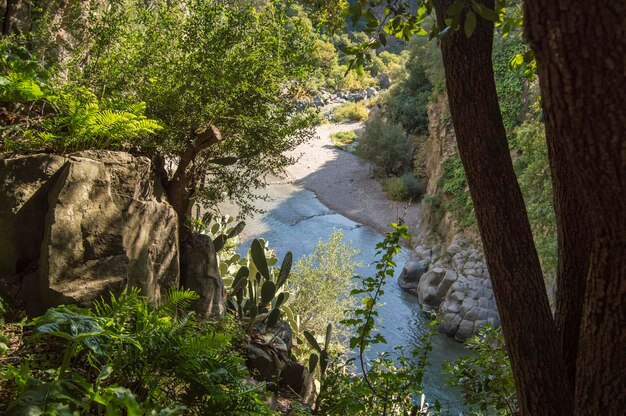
(0, 151, 180, 314)
(417, 267, 457, 311)
(0, 154, 66, 278)
(246, 322, 294, 385)
(439, 273, 499, 341)
(398, 259, 430, 292)
(410, 239, 500, 340)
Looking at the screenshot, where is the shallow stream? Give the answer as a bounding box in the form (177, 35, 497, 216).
(230, 183, 468, 413)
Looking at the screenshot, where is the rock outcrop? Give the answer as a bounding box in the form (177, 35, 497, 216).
(398, 259, 430, 292)
(401, 237, 500, 341)
(399, 92, 500, 340)
(0, 151, 186, 315)
(246, 321, 316, 405)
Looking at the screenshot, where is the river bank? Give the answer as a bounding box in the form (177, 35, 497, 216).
(282, 120, 422, 242)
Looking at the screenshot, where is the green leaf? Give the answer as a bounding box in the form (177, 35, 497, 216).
(324, 323, 332, 351)
(213, 234, 227, 252)
(7, 379, 84, 415)
(354, 59, 364, 77)
(266, 307, 280, 328)
(447, 0, 464, 17)
(276, 251, 292, 289)
(304, 331, 321, 353)
(274, 292, 288, 309)
(206, 157, 238, 166)
(464, 11, 477, 37)
(308, 353, 319, 373)
(227, 221, 245, 238)
(320, 350, 329, 374)
(250, 239, 270, 280)
(260, 280, 276, 306)
(471, 1, 500, 22)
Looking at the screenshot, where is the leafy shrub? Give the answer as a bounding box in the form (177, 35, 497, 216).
(492, 35, 526, 136)
(0, 40, 161, 153)
(381, 173, 425, 202)
(287, 231, 360, 353)
(438, 153, 476, 229)
(332, 102, 368, 122)
(357, 111, 413, 175)
(379, 58, 432, 134)
(308, 224, 437, 415)
(0, 289, 275, 415)
(330, 130, 356, 149)
(444, 324, 518, 415)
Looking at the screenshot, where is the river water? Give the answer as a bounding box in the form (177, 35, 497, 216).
(227, 183, 468, 413)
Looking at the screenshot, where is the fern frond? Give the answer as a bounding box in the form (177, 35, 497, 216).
(160, 289, 199, 315)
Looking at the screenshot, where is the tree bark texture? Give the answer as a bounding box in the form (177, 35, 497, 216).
(524, 2, 626, 414)
(433, 1, 571, 414)
(166, 125, 221, 242)
(2, 0, 28, 35)
(547, 138, 591, 389)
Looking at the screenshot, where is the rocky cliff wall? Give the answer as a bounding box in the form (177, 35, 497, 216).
(0, 151, 215, 316)
(400, 94, 500, 340)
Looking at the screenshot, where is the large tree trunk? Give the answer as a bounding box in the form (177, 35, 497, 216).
(547, 132, 591, 388)
(432, 1, 571, 414)
(524, 2, 626, 414)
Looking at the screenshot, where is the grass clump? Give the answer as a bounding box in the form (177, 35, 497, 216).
(381, 173, 425, 202)
(332, 102, 368, 122)
(330, 130, 356, 150)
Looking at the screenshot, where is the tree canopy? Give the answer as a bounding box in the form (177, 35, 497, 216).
(2, 0, 319, 219)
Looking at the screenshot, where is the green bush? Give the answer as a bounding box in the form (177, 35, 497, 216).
(0, 40, 161, 153)
(309, 224, 436, 415)
(444, 324, 518, 415)
(381, 173, 425, 202)
(514, 118, 556, 285)
(492, 35, 526, 136)
(357, 111, 412, 175)
(0, 289, 275, 415)
(332, 102, 369, 122)
(286, 231, 360, 355)
(379, 58, 432, 134)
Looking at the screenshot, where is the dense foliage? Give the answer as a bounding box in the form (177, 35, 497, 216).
(514, 118, 556, 283)
(0, 40, 161, 153)
(378, 51, 432, 135)
(358, 110, 413, 176)
(0, 289, 274, 415)
(332, 101, 369, 122)
(444, 325, 517, 415)
(381, 172, 426, 202)
(2, 0, 321, 217)
(287, 231, 360, 350)
(309, 224, 437, 415)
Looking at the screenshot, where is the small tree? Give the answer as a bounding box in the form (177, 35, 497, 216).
(26, 0, 317, 231)
(287, 231, 361, 345)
